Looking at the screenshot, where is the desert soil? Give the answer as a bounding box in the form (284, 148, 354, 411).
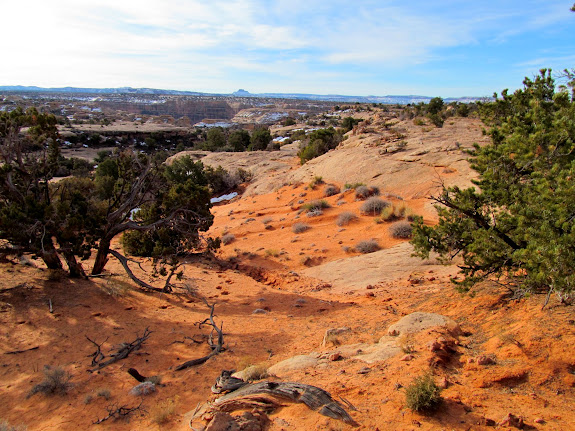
(1, 115, 574, 431)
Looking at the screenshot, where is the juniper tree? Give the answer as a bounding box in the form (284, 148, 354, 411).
(411, 69, 575, 298)
(0, 109, 215, 290)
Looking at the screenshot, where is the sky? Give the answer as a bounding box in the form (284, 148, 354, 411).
(2, 0, 574, 97)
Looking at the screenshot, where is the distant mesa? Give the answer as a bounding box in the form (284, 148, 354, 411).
(233, 89, 251, 96)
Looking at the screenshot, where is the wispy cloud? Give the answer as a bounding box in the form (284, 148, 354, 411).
(2, 0, 574, 95)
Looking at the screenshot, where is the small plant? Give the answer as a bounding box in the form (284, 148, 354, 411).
(324, 184, 340, 197)
(302, 200, 331, 211)
(360, 197, 391, 216)
(130, 381, 156, 396)
(149, 396, 179, 425)
(405, 373, 442, 412)
(336, 211, 358, 226)
(306, 209, 323, 217)
(413, 118, 426, 126)
(309, 176, 324, 188)
(221, 233, 236, 245)
(344, 182, 365, 190)
(240, 364, 269, 381)
(97, 388, 112, 400)
(265, 249, 280, 258)
(47, 269, 66, 282)
(355, 185, 380, 200)
(376, 205, 396, 223)
(292, 222, 311, 233)
(355, 240, 380, 254)
(28, 366, 72, 398)
(390, 221, 413, 239)
(102, 278, 131, 297)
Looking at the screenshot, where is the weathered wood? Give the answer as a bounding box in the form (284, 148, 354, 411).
(87, 328, 151, 371)
(5, 346, 39, 355)
(175, 300, 224, 371)
(194, 381, 358, 426)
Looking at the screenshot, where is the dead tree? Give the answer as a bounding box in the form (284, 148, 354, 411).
(175, 300, 224, 371)
(87, 328, 152, 372)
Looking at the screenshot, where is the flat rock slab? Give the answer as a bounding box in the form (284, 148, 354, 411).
(387, 312, 462, 337)
(301, 242, 455, 293)
(351, 338, 401, 363)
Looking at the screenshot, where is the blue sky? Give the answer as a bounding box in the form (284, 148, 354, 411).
(2, 0, 574, 97)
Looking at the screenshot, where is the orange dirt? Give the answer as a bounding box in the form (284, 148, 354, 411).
(1, 115, 574, 430)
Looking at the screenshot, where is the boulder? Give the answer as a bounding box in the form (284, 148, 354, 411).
(387, 312, 462, 337)
(268, 355, 319, 377)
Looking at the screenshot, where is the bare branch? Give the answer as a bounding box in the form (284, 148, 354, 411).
(87, 328, 152, 372)
(175, 300, 224, 371)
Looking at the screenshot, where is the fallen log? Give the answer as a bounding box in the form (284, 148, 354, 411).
(191, 380, 358, 427)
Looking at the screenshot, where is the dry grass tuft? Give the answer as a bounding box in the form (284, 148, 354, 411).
(28, 366, 72, 398)
(149, 396, 179, 425)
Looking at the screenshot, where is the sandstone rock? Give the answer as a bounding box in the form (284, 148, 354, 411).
(387, 312, 462, 336)
(329, 353, 343, 361)
(268, 355, 319, 377)
(400, 354, 414, 361)
(499, 413, 524, 428)
(352, 338, 401, 363)
(205, 412, 240, 431)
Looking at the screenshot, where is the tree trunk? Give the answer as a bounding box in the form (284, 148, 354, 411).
(63, 251, 86, 278)
(92, 238, 111, 275)
(41, 244, 63, 270)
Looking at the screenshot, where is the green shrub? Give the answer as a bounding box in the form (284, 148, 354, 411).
(302, 200, 331, 211)
(405, 373, 442, 412)
(309, 176, 324, 188)
(360, 198, 390, 216)
(344, 182, 365, 190)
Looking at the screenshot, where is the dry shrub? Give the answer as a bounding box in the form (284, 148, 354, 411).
(265, 249, 280, 258)
(221, 233, 236, 245)
(130, 382, 156, 396)
(102, 278, 131, 297)
(405, 373, 442, 412)
(302, 200, 331, 211)
(390, 221, 413, 239)
(47, 269, 66, 282)
(336, 211, 358, 226)
(292, 223, 311, 233)
(0, 420, 26, 431)
(28, 366, 72, 398)
(355, 240, 380, 254)
(355, 185, 380, 200)
(241, 365, 269, 381)
(360, 197, 391, 216)
(324, 184, 340, 197)
(149, 396, 179, 425)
